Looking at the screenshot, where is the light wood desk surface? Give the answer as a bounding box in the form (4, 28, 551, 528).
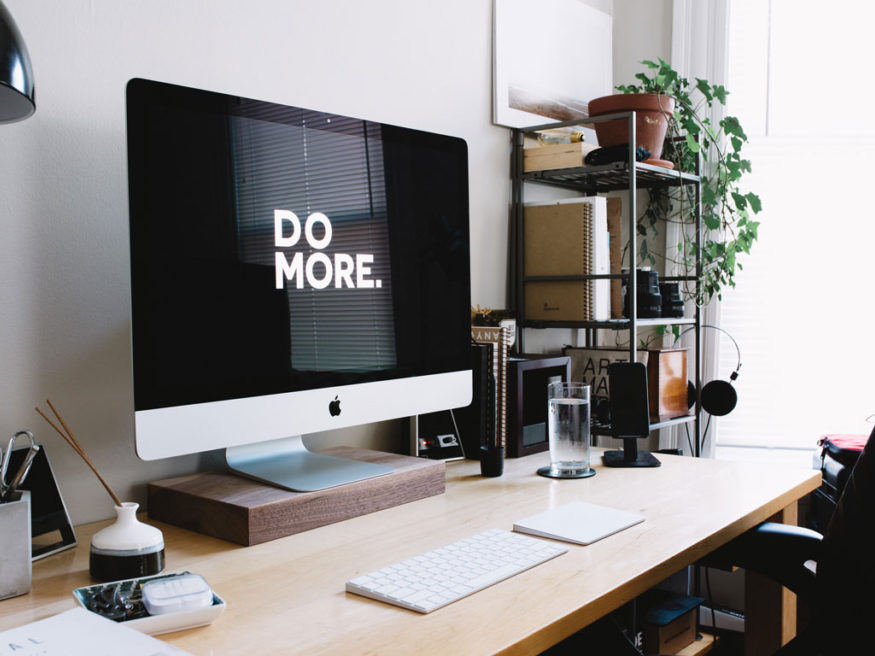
(1, 449, 820, 655)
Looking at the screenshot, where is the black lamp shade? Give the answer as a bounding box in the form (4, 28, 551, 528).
(0, 1, 34, 123)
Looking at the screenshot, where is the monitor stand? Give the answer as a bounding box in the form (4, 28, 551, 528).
(602, 438, 661, 468)
(224, 435, 394, 492)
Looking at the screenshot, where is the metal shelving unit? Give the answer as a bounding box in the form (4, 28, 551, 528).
(509, 112, 706, 453)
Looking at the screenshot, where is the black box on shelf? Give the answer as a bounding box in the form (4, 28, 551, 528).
(506, 355, 571, 458)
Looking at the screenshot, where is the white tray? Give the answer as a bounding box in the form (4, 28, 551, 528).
(72, 572, 225, 636)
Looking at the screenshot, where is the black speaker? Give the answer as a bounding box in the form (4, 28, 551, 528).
(700, 378, 738, 417)
(679, 325, 742, 417)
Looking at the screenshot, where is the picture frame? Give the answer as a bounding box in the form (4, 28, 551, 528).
(492, 0, 613, 128)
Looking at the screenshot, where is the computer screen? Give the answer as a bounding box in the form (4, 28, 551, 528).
(126, 79, 472, 491)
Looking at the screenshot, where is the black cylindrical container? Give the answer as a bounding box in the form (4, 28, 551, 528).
(624, 269, 662, 318)
(659, 282, 684, 317)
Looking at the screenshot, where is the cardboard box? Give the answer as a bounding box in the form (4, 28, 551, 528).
(645, 607, 697, 654)
(642, 591, 704, 655)
(647, 348, 689, 421)
(523, 141, 598, 172)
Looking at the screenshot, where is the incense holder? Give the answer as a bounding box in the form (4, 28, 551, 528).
(90, 502, 165, 581)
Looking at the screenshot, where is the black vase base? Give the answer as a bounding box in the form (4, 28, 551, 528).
(90, 548, 165, 582)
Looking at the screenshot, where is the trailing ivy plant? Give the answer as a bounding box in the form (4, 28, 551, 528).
(616, 58, 761, 303)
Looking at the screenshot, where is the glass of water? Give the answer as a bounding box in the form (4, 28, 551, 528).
(537, 381, 595, 479)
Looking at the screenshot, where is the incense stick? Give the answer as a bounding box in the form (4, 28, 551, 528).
(35, 400, 123, 507)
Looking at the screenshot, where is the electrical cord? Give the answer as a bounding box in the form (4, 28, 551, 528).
(703, 565, 721, 652)
(449, 408, 464, 458)
(683, 423, 694, 457)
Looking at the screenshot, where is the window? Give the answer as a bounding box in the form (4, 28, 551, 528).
(716, 0, 875, 451)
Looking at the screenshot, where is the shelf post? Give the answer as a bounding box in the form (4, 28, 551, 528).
(627, 112, 637, 364)
(694, 138, 703, 457)
(511, 128, 525, 353)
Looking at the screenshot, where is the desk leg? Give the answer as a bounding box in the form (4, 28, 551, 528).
(744, 503, 797, 656)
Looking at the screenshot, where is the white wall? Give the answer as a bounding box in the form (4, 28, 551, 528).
(0, 0, 670, 524)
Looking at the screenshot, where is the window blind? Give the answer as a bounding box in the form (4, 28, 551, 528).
(716, 0, 875, 449)
(232, 114, 396, 372)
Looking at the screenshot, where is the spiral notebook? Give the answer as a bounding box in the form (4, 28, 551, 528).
(513, 501, 645, 545)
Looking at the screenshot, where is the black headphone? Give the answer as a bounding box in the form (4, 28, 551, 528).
(677, 324, 742, 417)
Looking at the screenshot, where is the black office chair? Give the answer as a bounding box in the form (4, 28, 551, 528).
(708, 426, 875, 655)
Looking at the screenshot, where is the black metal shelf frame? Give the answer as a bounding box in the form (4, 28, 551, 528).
(592, 413, 696, 437)
(509, 110, 706, 456)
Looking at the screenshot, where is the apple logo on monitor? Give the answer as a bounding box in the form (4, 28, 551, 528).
(329, 396, 341, 417)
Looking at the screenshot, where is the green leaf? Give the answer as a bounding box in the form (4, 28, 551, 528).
(695, 78, 713, 102)
(685, 133, 700, 153)
(704, 214, 721, 230)
(683, 117, 698, 134)
(642, 59, 659, 69)
(748, 220, 760, 238)
(722, 116, 747, 140)
(746, 193, 762, 213)
(731, 192, 747, 210)
(725, 159, 742, 182)
(701, 184, 718, 207)
(713, 85, 728, 104)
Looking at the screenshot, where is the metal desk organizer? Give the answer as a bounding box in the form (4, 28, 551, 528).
(0, 490, 32, 600)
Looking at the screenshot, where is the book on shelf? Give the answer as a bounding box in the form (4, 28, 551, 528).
(471, 325, 509, 449)
(606, 197, 624, 319)
(562, 346, 647, 398)
(523, 197, 609, 321)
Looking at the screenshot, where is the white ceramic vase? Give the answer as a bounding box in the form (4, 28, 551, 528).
(89, 502, 165, 581)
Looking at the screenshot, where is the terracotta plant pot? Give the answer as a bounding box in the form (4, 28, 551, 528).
(588, 93, 674, 162)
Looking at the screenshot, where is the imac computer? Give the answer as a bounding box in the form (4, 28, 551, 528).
(125, 79, 472, 492)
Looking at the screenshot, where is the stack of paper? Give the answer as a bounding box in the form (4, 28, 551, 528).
(0, 608, 191, 656)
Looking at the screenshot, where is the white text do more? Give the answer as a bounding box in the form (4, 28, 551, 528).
(274, 209, 381, 290)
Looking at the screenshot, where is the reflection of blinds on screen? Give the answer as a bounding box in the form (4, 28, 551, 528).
(232, 114, 396, 372)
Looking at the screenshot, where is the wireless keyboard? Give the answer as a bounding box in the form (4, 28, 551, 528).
(345, 528, 567, 613)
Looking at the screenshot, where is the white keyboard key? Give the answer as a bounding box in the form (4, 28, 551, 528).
(345, 529, 567, 613)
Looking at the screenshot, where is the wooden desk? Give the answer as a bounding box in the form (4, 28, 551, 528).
(0, 450, 819, 655)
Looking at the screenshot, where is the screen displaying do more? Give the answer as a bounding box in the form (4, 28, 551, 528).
(126, 79, 471, 412)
